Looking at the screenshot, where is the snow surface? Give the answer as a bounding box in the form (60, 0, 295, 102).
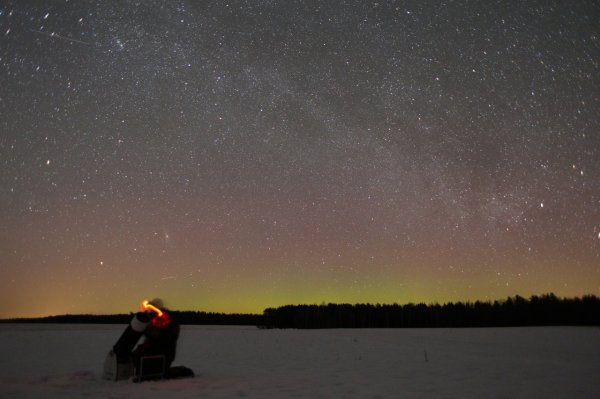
(0, 324, 599, 398)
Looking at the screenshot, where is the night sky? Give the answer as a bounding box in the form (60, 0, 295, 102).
(1, 0, 599, 318)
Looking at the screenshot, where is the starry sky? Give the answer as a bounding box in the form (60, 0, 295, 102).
(1, 0, 599, 318)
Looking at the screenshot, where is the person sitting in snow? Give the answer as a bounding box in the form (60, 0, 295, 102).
(131, 299, 180, 373)
(105, 298, 192, 381)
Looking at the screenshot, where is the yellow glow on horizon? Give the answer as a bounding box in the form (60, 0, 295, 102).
(1, 253, 599, 319)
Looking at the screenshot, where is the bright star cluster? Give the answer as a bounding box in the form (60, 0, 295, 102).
(1, 0, 599, 317)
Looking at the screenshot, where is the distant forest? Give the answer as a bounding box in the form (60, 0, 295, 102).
(262, 294, 600, 328)
(0, 311, 261, 326)
(2, 294, 599, 328)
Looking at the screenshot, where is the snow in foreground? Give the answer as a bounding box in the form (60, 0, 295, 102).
(0, 324, 598, 398)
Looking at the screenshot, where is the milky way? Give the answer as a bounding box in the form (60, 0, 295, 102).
(1, 0, 599, 317)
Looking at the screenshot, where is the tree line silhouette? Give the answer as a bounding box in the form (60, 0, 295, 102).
(261, 294, 600, 328)
(0, 311, 261, 326)
(2, 294, 598, 328)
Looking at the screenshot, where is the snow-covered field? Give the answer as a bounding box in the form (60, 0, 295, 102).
(0, 324, 598, 398)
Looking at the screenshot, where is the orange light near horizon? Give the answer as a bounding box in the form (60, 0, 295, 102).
(141, 300, 163, 317)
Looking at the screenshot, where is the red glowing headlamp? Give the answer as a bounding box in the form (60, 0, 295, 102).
(141, 299, 171, 328)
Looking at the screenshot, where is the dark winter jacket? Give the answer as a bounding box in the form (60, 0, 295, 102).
(133, 315, 180, 367)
